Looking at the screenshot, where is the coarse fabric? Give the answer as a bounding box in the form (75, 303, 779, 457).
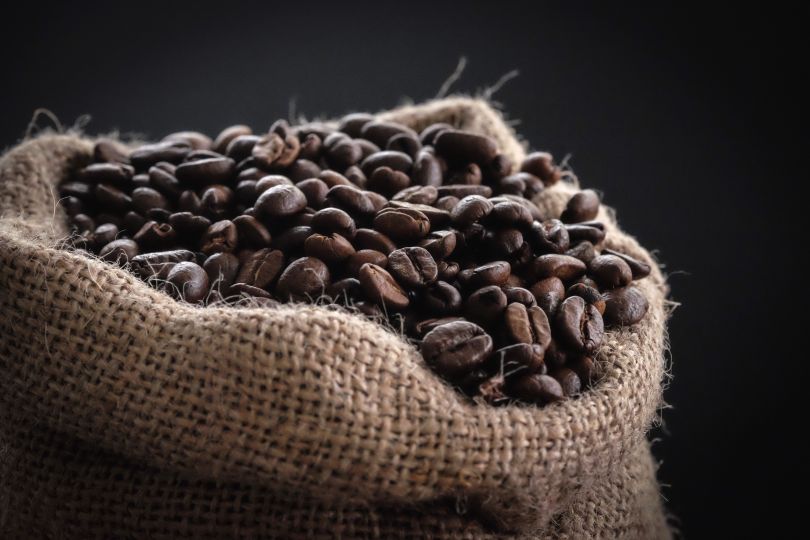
(0, 97, 671, 539)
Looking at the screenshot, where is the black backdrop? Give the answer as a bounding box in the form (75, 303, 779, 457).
(1, 2, 804, 537)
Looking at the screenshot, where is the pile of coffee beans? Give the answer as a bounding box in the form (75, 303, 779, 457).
(60, 115, 650, 406)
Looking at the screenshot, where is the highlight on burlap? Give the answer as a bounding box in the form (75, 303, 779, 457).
(0, 97, 671, 538)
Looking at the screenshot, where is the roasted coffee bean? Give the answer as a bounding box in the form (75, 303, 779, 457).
(337, 113, 375, 137)
(412, 316, 463, 336)
(489, 343, 546, 375)
(89, 223, 119, 251)
(162, 131, 211, 151)
(325, 184, 379, 215)
(233, 214, 272, 247)
(486, 154, 513, 181)
(569, 355, 596, 385)
(95, 184, 132, 212)
(276, 257, 331, 300)
(304, 233, 356, 264)
(213, 125, 252, 154)
(287, 159, 321, 182)
(505, 303, 552, 349)
(175, 156, 235, 186)
(367, 166, 410, 197)
(448, 163, 483, 185)
(503, 286, 536, 308)
(385, 201, 450, 229)
(168, 212, 211, 239)
(353, 228, 397, 255)
(296, 178, 330, 209)
(556, 296, 604, 353)
(450, 195, 493, 228)
(497, 172, 543, 198)
(344, 165, 367, 186)
(565, 223, 606, 245)
(411, 150, 443, 186)
(298, 134, 323, 161)
(147, 165, 181, 198)
(561, 190, 600, 223)
(130, 249, 195, 280)
(544, 339, 568, 370)
(69, 214, 93, 236)
(224, 134, 260, 162)
(235, 180, 258, 206)
(319, 170, 353, 188)
(418, 280, 462, 316)
(489, 200, 534, 229)
(229, 282, 275, 300)
(565, 241, 597, 264)
(520, 151, 562, 185)
(507, 373, 564, 404)
(130, 141, 191, 171)
(122, 211, 147, 234)
(421, 321, 493, 378)
(99, 238, 139, 264)
(419, 122, 452, 146)
(552, 368, 582, 397)
(373, 207, 430, 242)
(132, 174, 151, 189)
(250, 132, 285, 168)
(358, 263, 410, 310)
(589, 254, 632, 290)
(134, 221, 176, 250)
(234, 249, 285, 289)
(437, 260, 460, 281)
(200, 220, 238, 254)
(392, 185, 438, 205)
(418, 230, 456, 259)
(345, 249, 388, 277)
(177, 190, 201, 214)
(360, 150, 413, 175)
(527, 219, 569, 254)
(255, 175, 294, 194)
(434, 130, 498, 166)
(484, 228, 523, 258)
(360, 121, 418, 148)
(531, 254, 586, 281)
(465, 285, 508, 326)
(602, 286, 649, 326)
(567, 282, 606, 314)
(131, 187, 169, 216)
(203, 252, 241, 292)
(356, 140, 381, 162)
(184, 149, 223, 162)
(93, 139, 130, 164)
(327, 277, 363, 302)
(387, 132, 421, 159)
(602, 248, 652, 279)
(436, 184, 492, 198)
(80, 162, 134, 186)
(60, 196, 85, 216)
(254, 184, 308, 220)
(461, 261, 511, 289)
(326, 137, 363, 169)
(165, 261, 209, 303)
(388, 247, 438, 288)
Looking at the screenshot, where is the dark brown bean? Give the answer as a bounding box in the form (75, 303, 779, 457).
(325, 184, 378, 215)
(552, 367, 582, 397)
(133, 221, 176, 251)
(388, 247, 438, 289)
(360, 150, 413, 175)
(411, 150, 443, 186)
(461, 261, 511, 289)
(465, 285, 508, 326)
(166, 261, 209, 304)
(304, 233, 356, 264)
(531, 254, 587, 281)
(419, 122, 452, 146)
(567, 282, 606, 315)
(233, 214, 272, 248)
(93, 139, 130, 164)
(520, 151, 562, 185)
(387, 132, 421, 159)
(505, 303, 552, 349)
(234, 249, 285, 289)
(352, 228, 397, 255)
(434, 130, 498, 166)
(421, 321, 493, 378)
(130, 249, 195, 280)
(345, 249, 388, 277)
(448, 163, 482, 185)
(450, 195, 493, 228)
(200, 220, 238, 254)
(367, 166, 410, 197)
(95, 184, 131, 212)
(203, 252, 241, 292)
(80, 162, 134, 186)
(602, 286, 649, 326)
(489, 343, 546, 375)
(360, 121, 418, 148)
(418, 281, 462, 316)
(358, 263, 410, 310)
(99, 238, 139, 264)
(131, 187, 169, 215)
(276, 257, 331, 301)
(254, 184, 308, 220)
(175, 156, 236, 186)
(296, 178, 329, 209)
(589, 254, 633, 290)
(602, 249, 652, 280)
(337, 113, 375, 137)
(418, 230, 457, 260)
(130, 141, 191, 171)
(373, 207, 430, 242)
(507, 373, 564, 404)
(561, 190, 600, 223)
(213, 125, 252, 154)
(555, 296, 604, 353)
(436, 184, 492, 199)
(392, 185, 438, 205)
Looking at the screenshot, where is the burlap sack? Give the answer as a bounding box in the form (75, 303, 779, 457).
(0, 97, 671, 539)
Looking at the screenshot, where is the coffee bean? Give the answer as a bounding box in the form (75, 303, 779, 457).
(503, 286, 536, 308)
(589, 254, 632, 289)
(131, 187, 169, 215)
(419, 122, 452, 146)
(123, 211, 147, 235)
(203, 252, 241, 292)
(95, 184, 132, 212)
(569, 355, 596, 385)
(489, 343, 545, 375)
(565, 223, 606, 245)
(411, 150, 443, 186)
(561, 190, 600, 223)
(325, 184, 379, 215)
(89, 223, 120, 251)
(326, 137, 363, 170)
(99, 238, 139, 264)
(531, 254, 586, 281)
(166, 261, 209, 304)
(344, 165, 367, 186)
(168, 212, 211, 240)
(276, 257, 331, 301)
(353, 228, 397, 255)
(298, 134, 323, 161)
(360, 121, 418, 148)
(461, 261, 511, 289)
(392, 185, 438, 205)
(200, 220, 238, 254)
(556, 296, 604, 353)
(465, 285, 508, 326)
(484, 228, 523, 258)
(367, 166, 410, 197)
(338, 113, 375, 137)
(552, 368, 582, 397)
(388, 247, 438, 289)
(134, 221, 176, 251)
(373, 207, 430, 242)
(287, 159, 322, 182)
(131, 249, 195, 280)
(360, 150, 413, 175)
(507, 373, 564, 404)
(434, 130, 498, 166)
(602, 248, 652, 280)
(565, 241, 597, 264)
(175, 156, 236, 186)
(226, 215, 269, 248)
(327, 277, 363, 302)
(567, 282, 606, 314)
(254, 184, 308, 220)
(450, 195, 493, 228)
(80, 162, 134, 186)
(436, 184, 492, 198)
(387, 132, 421, 159)
(437, 260, 460, 281)
(385, 201, 450, 229)
(602, 286, 649, 326)
(489, 200, 534, 229)
(505, 303, 552, 349)
(527, 219, 569, 254)
(130, 141, 191, 171)
(498, 172, 544, 198)
(296, 178, 330, 209)
(520, 151, 562, 185)
(234, 248, 285, 289)
(418, 230, 457, 260)
(213, 125, 252, 154)
(448, 163, 482, 185)
(421, 321, 493, 378)
(304, 232, 356, 264)
(345, 249, 388, 277)
(418, 280, 462, 316)
(486, 154, 514, 181)
(358, 263, 410, 310)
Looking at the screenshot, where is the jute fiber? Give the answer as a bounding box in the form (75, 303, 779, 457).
(0, 97, 671, 539)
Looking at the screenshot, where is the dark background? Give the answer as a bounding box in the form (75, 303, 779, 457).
(2, 2, 804, 537)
